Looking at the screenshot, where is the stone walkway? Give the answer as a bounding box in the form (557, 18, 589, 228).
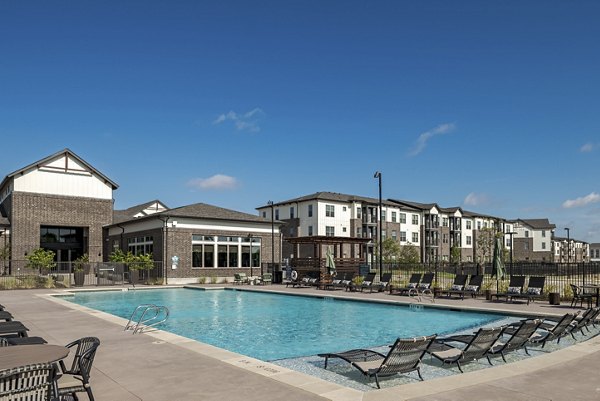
(2, 285, 600, 401)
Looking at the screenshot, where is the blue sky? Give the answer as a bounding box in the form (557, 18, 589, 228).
(1, 1, 599, 242)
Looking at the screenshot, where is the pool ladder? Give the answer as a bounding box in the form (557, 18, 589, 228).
(125, 304, 170, 334)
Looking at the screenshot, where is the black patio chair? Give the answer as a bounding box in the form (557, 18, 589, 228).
(427, 326, 503, 373)
(491, 276, 526, 302)
(57, 337, 101, 401)
(531, 313, 578, 348)
(570, 284, 594, 308)
(509, 276, 546, 305)
(487, 319, 542, 363)
(0, 363, 55, 401)
(440, 274, 468, 298)
(389, 273, 422, 295)
(319, 334, 437, 388)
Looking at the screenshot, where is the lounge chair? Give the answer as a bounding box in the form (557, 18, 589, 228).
(318, 335, 437, 388)
(0, 321, 29, 337)
(570, 284, 594, 308)
(528, 313, 578, 348)
(233, 273, 250, 285)
(0, 311, 13, 321)
(58, 337, 101, 401)
(0, 363, 56, 400)
(371, 273, 393, 293)
(427, 326, 503, 373)
(409, 273, 435, 298)
(439, 275, 468, 298)
(508, 276, 546, 305)
(390, 273, 422, 295)
(491, 275, 526, 302)
(259, 273, 272, 285)
(567, 307, 600, 339)
(359, 273, 377, 292)
(487, 319, 542, 363)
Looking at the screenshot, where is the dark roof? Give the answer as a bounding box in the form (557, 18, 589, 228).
(259, 192, 420, 210)
(0, 148, 118, 190)
(113, 200, 168, 224)
(552, 236, 587, 244)
(518, 218, 556, 230)
(389, 199, 439, 211)
(109, 202, 276, 227)
(461, 209, 503, 220)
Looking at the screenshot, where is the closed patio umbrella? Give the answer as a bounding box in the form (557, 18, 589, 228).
(326, 247, 336, 276)
(491, 236, 505, 293)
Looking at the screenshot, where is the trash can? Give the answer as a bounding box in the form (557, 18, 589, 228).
(273, 271, 283, 284)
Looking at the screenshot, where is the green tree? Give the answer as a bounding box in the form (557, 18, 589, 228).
(398, 243, 420, 264)
(450, 245, 462, 265)
(0, 242, 9, 273)
(476, 227, 496, 263)
(26, 248, 56, 274)
(374, 238, 401, 264)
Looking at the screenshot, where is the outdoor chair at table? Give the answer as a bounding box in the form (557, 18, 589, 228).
(57, 337, 101, 401)
(570, 284, 593, 308)
(0, 363, 56, 401)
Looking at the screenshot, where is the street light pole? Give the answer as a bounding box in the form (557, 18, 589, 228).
(507, 231, 516, 278)
(565, 227, 570, 264)
(268, 201, 275, 278)
(248, 233, 253, 277)
(373, 171, 383, 279)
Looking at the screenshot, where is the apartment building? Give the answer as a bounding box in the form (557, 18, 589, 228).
(590, 243, 600, 262)
(552, 236, 589, 263)
(256, 192, 422, 266)
(512, 219, 555, 261)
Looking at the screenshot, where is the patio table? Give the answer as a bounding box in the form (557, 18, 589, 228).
(0, 344, 69, 371)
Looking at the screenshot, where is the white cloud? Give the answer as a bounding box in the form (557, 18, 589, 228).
(213, 108, 265, 132)
(409, 123, 456, 156)
(463, 192, 489, 206)
(562, 192, 600, 208)
(580, 143, 596, 153)
(187, 174, 238, 190)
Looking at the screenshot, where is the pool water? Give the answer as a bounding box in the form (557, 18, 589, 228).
(65, 288, 512, 361)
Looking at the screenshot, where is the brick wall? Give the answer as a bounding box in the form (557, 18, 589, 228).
(10, 192, 112, 262)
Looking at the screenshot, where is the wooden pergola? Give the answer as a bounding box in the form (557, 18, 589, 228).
(285, 235, 370, 276)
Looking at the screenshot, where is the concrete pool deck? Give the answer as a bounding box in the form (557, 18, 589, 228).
(2, 285, 600, 401)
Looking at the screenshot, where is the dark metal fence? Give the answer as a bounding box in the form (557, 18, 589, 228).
(384, 261, 600, 297)
(0, 260, 164, 289)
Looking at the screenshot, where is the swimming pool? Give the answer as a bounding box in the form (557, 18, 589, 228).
(64, 288, 513, 361)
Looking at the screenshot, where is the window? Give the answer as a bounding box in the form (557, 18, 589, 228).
(290, 207, 294, 219)
(192, 235, 260, 268)
(412, 232, 419, 242)
(382, 229, 386, 240)
(308, 204, 313, 217)
(442, 234, 448, 244)
(524, 243, 529, 251)
(392, 230, 397, 240)
(467, 255, 472, 262)
(308, 226, 313, 236)
(412, 214, 419, 225)
(262, 211, 266, 218)
(483, 222, 488, 228)
(400, 231, 407, 242)
(542, 242, 546, 250)
(127, 236, 154, 256)
(356, 227, 361, 237)
(542, 230, 546, 237)
(357, 207, 362, 218)
(400, 213, 406, 223)
(275, 209, 279, 220)
(506, 239, 511, 247)
(392, 212, 397, 222)
(477, 221, 481, 230)
(525, 231, 529, 238)
(442, 217, 448, 227)
(326, 205, 335, 217)
(381, 210, 386, 221)
(466, 221, 472, 230)
(466, 236, 472, 245)
(342, 227, 347, 233)
(343, 206, 347, 211)
(326, 226, 335, 237)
